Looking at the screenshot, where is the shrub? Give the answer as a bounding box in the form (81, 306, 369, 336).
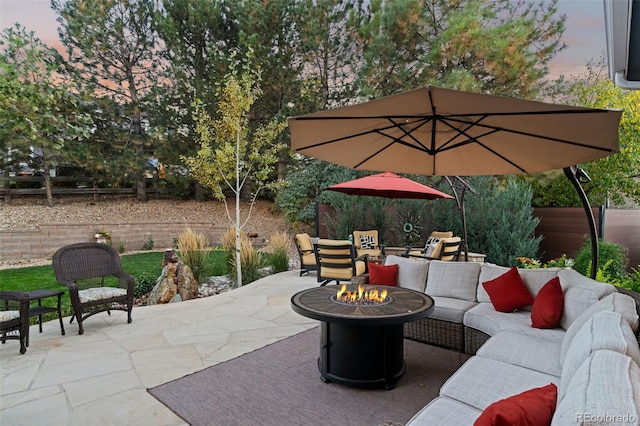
(430, 176, 542, 267)
(574, 239, 628, 282)
(265, 231, 291, 273)
(544, 254, 574, 268)
(142, 236, 154, 250)
(134, 272, 157, 298)
(617, 266, 640, 293)
(177, 227, 212, 284)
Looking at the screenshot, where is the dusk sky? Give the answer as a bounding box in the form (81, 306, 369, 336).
(1, 0, 607, 81)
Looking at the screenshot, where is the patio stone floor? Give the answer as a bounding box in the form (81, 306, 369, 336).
(0, 271, 318, 425)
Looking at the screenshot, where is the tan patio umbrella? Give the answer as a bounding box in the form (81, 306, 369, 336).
(288, 86, 621, 176)
(288, 86, 623, 276)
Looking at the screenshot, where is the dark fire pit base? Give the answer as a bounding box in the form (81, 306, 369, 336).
(319, 322, 405, 390)
(291, 285, 434, 391)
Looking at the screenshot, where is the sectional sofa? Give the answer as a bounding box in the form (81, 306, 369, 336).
(353, 256, 640, 425)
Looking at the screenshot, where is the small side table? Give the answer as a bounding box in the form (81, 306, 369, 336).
(27, 289, 65, 344)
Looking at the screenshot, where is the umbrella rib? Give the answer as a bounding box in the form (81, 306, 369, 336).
(294, 117, 429, 152)
(443, 116, 617, 153)
(386, 117, 434, 153)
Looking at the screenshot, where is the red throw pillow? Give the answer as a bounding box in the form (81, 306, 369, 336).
(474, 384, 557, 426)
(482, 267, 534, 312)
(368, 262, 398, 286)
(531, 277, 564, 329)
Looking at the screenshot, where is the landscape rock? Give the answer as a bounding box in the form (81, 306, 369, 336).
(147, 261, 197, 305)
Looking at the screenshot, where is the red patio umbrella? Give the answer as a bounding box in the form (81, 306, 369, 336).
(325, 172, 453, 200)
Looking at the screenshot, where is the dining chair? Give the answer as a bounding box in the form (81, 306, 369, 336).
(315, 239, 368, 286)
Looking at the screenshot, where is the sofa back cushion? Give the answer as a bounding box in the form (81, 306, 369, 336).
(425, 261, 481, 301)
(560, 292, 640, 361)
(553, 350, 640, 425)
(557, 268, 617, 330)
(560, 311, 640, 397)
(477, 265, 561, 308)
(383, 255, 430, 293)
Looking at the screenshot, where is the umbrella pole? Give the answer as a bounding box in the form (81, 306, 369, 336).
(445, 177, 474, 262)
(563, 166, 598, 279)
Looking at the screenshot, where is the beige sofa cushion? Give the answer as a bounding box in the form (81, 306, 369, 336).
(426, 261, 481, 301)
(558, 268, 617, 330)
(440, 356, 559, 411)
(476, 331, 563, 377)
(560, 311, 640, 397)
(464, 302, 565, 342)
(552, 350, 640, 426)
(477, 264, 562, 308)
(560, 292, 640, 361)
(406, 396, 481, 425)
(384, 255, 429, 292)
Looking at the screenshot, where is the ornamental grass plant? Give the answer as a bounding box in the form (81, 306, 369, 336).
(266, 231, 291, 273)
(222, 226, 262, 286)
(177, 227, 212, 284)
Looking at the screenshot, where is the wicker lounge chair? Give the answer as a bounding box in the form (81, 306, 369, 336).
(0, 291, 30, 354)
(53, 242, 134, 335)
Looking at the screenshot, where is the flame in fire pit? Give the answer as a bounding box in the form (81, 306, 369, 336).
(335, 284, 388, 305)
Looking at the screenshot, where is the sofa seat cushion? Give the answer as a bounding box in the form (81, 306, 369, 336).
(440, 356, 559, 411)
(474, 383, 557, 426)
(560, 311, 640, 397)
(406, 396, 481, 426)
(477, 264, 562, 310)
(561, 292, 640, 361)
(552, 350, 640, 426)
(430, 297, 478, 323)
(426, 261, 481, 302)
(464, 303, 566, 341)
(557, 268, 617, 330)
(476, 331, 563, 377)
(384, 255, 429, 293)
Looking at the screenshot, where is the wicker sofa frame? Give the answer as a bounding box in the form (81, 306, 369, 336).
(404, 317, 465, 352)
(0, 291, 30, 354)
(53, 242, 134, 335)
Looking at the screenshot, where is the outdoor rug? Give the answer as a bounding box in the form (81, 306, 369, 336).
(148, 327, 470, 426)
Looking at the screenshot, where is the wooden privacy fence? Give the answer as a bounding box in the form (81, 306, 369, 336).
(533, 207, 640, 269)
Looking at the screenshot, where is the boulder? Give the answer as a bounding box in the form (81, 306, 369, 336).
(147, 261, 197, 305)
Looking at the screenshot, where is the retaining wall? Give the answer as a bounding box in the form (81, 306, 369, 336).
(0, 222, 226, 262)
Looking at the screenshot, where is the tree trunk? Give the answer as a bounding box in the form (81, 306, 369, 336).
(136, 179, 147, 202)
(194, 181, 205, 202)
(41, 149, 54, 207)
(235, 129, 242, 287)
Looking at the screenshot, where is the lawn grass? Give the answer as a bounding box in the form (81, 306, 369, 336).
(0, 249, 229, 324)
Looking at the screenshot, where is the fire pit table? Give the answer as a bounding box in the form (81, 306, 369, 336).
(291, 284, 434, 390)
